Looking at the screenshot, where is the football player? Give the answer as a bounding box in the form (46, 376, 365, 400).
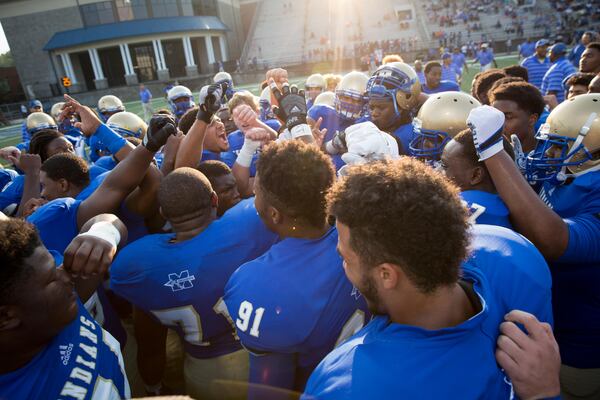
(224, 140, 368, 398)
(167, 85, 195, 122)
(20, 99, 43, 142)
(196, 160, 241, 217)
(214, 71, 235, 101)
(366, 62, 422, 154)
(304, 73, 326, 108)
(303, 158, 553, 399)
(94, 112, 149, 171)
(422, 61, 460, 94)
(110, 166, 278, 399)
(467, 98, 600, 396)
(97, 95, 126, 123)
(0, 216, 130, 400)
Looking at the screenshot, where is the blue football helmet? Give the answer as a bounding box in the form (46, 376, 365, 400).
(168, 85, 195, 119)
(366, 62, 421, 119)
(409, 92, 481, 160)
(525, 94, 600, 183)
(335, 71, 369, 121)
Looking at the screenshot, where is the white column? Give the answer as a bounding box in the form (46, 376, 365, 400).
(119, 44, 133, 75)
(153, 39, 167, 70)
(183, 36, 195, 67)
(205, 35, 215, 64)
(219, 35, 228, 61)
(87, 48, 104, 80)
(59, 53, 78, 84)
(124, 44, 134, 74)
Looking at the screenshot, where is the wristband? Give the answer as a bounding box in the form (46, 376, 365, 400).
(93, 124, 127, 155)
(236, 140, 260, 168)
(78, 221, 121, 249)
(290, 124, 312, 139)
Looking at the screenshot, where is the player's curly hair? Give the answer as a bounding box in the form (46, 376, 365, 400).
(566, 72, 596, 88)
(471, 69, 507, 103)
(0, 218, 40, 303)
(29, 129, 64, 162)
(257, 140, 335, 229)
(502, 65, 529, 81)
(158, 167, 214, 223)
(178, 106, 199, 134)
(453, 129, 515, 169)
(41, 153, 90, 191)
(487, 76, 524, 97)
(327, 158, 470, 294)
(383, 54, 404, 64)
(489, 81, 545, 117)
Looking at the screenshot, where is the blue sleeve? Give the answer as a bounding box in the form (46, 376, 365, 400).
(109, 244, 147, 303)
(560, 214, 600, 263)
(0, 175, 24, 210)
(21, 122, 30, 142)
(248, 352, 297, 399)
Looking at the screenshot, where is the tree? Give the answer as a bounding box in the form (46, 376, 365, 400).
(0, 51, 14, 67)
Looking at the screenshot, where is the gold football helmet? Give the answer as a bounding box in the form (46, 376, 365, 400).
(50, 102, 65, 121)
(526, 93, 600, 182)
(313, 91, 336, 108)
(367, 62, 422, 113)
(98, 95, 125, 122)
(214, 71, 233, 83)
(106, 111, 147, 139)
(26, 112, 57, 135)
(305, 73, 326, 101)
(335, 71, 369, 120)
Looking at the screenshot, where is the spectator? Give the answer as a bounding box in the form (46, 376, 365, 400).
(138, 84, 153, 122)
(475, 44, 498, 72)
(519, 38, 536, 59)
(541, 43, 577, 103)
(520, 39, 551, 89)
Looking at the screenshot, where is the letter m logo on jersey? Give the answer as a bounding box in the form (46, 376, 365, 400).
(164, 270, 196, 292)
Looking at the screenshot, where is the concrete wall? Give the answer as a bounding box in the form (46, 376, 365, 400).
(1, 5, 84, 99)
(217, 0, 244, 60)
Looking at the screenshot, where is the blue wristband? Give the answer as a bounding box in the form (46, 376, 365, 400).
(92, 123, 127, 155)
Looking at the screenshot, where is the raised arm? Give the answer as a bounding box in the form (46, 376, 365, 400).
(77, 115, 176, 229)
(175, 81, 228, 169)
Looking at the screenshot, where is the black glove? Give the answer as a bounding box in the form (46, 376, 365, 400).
(143, 114, 176, 152)
(197, 80, 228, 123)
(271, 83, 307, 130)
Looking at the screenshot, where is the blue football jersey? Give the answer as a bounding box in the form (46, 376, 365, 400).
(94, 156, 118, 171)
(308, 105, 351, 171)
(421, 80, 461, 94)
(538, 171, 600, 368)
(27, 197, 81, 254)
(0, 174, 24, 211)
(465, 224, 553, 326)
(110, 198, 278, 359)
(224, 227, 368, 392)
(461, 190, 513, 229)
(303, 266, 512, 400)
(391, 122, 415, 156)
(0, 302, 130, 400)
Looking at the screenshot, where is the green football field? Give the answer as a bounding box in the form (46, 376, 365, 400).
(0, 55, 520, 153)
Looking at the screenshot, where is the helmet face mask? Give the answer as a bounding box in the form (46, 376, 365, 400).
(335, 71, 369, 121)
(98, 95, 125, 122)
(367, 63, 421, 119)
(525, 94, 600, 183)
(168, 85, 195, 118)
(410, 118, 451, 159)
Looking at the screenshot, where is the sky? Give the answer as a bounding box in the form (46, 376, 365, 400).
(0, 23, 10, 54)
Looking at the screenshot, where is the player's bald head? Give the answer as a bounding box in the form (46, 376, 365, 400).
(158, 167, 215, 222)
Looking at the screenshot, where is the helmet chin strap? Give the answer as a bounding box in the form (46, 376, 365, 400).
(555, 112, 597, 182)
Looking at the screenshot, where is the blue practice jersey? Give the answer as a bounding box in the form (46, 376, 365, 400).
(538, 171, 600, 368)
(0, 168, 16, 191)
(0, 174, 24, 211)
(27, 197, 81, 254)
(224, 227, 368, 393)
(391, 122, 415, 156)
(421, 80, 460, 94)
(461, 190, 512, 229)
(111, 198, 278, 359)
(0, 302, 130, 400)
(303, 266, 512, 400)
(94, 156, 118, 171)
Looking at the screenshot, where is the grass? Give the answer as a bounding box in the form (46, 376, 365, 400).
(0, 55, 520, 151)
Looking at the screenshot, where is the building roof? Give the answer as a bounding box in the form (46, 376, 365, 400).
(44, 16, 229, 51)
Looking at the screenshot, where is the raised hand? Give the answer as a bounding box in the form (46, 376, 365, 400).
(270, 80, 307, 131)
(61, 94, 102, 137)
(21, 198, 47, 218)
(232, 104, 260, 131)
(143, 114, 177, 152)
(0, 146, 21, 168)
(265, 68, 289, 90)
(467, 105, 505, 161)
(197, 80, 229, 123)
(19, 153, 41, 175)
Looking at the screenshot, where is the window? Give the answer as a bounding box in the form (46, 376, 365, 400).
(181, 0, 194, 16)
(81, 1, 116, 26)
(150, 0, 179, 18)
(115, 0, 149, 21)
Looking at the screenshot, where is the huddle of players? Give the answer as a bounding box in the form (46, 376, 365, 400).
(0, 53, 598, 400)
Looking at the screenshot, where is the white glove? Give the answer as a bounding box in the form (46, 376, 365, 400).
(341, 121, 399, 165)
(510, 134, 526, 173)
(467, 105, 505, 161)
